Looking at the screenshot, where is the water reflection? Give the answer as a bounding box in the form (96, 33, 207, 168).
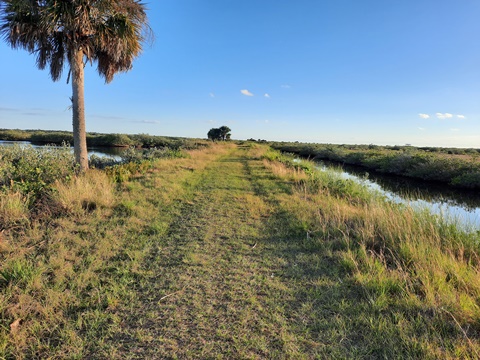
(316, 160, 480, 231)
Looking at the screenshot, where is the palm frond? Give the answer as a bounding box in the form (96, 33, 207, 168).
(0, 0, 151, 83)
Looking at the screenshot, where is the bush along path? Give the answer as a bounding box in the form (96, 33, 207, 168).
(1, 143, 479, 358)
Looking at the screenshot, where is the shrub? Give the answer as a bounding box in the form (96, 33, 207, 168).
(88, 154, 120, 169)
(0, 144, 76, 198)
(451, 172, 480, 189)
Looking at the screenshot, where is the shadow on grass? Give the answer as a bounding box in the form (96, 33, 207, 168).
(256, 201, 472, 358)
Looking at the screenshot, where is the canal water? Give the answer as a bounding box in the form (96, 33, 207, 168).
(0, 140, 124, 159)
(314, 160, 480, 232)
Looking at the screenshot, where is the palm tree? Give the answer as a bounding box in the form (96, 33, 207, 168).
(0, 0, 151, 171)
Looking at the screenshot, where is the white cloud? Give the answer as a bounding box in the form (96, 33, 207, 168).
(450, 128, 460, 132)
(457, 114, 466, 119)
(281, 85, 291, 89)
(240, 89, 254, 97)
(264, 93, 270, 98)
(418, 113, 430, 119)
(418, 127, 426, 131)
(436, 113, 453, 119)
(209, 93, 215, 98)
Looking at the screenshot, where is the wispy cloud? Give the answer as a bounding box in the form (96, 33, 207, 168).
(0, 107, 19, 112)
(281, 84, 291, 89)
(264, 93, 270, 98)
(457, 114, 466, 119)
(418, 127, 426, 131)
(418, 113, 430, 119)
(450, 128, 460, 132)
(92, 114, 126, 120)
(240, 89, 254, 97)
(436, 113, 453, 119)
(209, 93, 215, 98)
(132, 120, 160, 124)
(4, 106, 51, 116)
(22, 110, 50, 116)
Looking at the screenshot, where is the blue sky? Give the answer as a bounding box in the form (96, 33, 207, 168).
(1, 0, 480, 147)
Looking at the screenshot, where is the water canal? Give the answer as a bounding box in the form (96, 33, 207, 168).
(0, 140, 124, 159)
(315, 160, 480, 232)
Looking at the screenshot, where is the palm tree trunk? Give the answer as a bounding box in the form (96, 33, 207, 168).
(71, 49, 89, 171)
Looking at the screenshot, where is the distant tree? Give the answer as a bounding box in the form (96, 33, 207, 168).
(0, 0, 151, 171)
(208, 126, 231, 141)
(208, 128, 221, 141)
(218, 126, 231, 141)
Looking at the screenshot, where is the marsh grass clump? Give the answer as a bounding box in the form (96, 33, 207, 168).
(53, 170, 115, 215)
(0, 192, 30, 231)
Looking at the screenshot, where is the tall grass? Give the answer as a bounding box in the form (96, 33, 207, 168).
(53, 170, 115, 215)
(0, 192, 29, 230)
(264, 153, 480, 357)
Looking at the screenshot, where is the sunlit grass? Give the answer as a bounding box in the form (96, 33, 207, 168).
(263, 155, 480, 358)
(53, 169, 115, 215)
(0, 191, 29, 230)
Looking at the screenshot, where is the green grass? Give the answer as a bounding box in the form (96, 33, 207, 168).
(0, 143, 479, 358)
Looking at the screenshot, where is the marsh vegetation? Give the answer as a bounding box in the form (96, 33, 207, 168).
(0, 129, 209, 150)
(272, 142, 480, 189)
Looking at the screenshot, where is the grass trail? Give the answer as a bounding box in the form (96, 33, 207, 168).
(111, 145, 303, 358)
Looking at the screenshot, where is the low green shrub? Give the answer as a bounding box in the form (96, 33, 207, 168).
(0, 144, 76, 198)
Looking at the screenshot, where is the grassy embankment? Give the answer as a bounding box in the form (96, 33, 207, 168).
(271, 142, 480, 189)
(0, 142, 479, 358)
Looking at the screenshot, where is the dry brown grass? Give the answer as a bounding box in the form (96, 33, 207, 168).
(264, 159, 309, 182)
(53, 169, 115, 215)
(0, 192, 29, 230)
